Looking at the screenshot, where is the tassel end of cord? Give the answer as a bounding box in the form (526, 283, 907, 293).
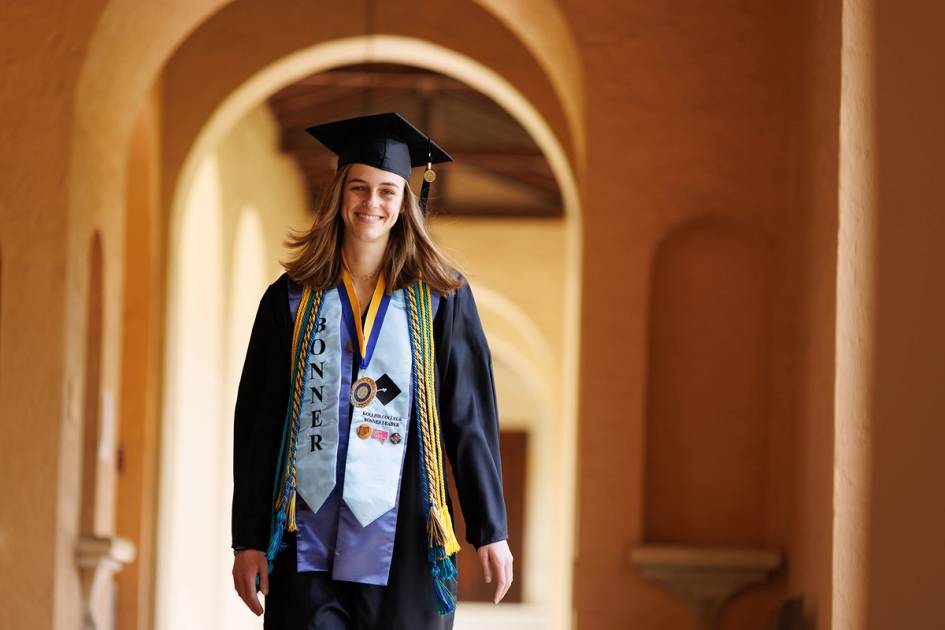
(286, 493, 298, 532)
(428, 505, 461, 557)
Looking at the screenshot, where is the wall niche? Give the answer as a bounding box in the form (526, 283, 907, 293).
(643, 218, 772, 546)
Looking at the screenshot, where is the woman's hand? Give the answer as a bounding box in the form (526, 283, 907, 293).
(232, 549, 268, 616)
(478, 539, 513, 604)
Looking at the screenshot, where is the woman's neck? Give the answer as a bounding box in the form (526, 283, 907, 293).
(342, 237, 387, 281)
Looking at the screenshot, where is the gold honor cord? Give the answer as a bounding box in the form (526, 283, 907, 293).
(421, 285, 460, 556)
(405, 283, 461, 558)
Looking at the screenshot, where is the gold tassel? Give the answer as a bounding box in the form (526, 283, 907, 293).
(438, 504, 461, 556)
(287, 493, 298, 532)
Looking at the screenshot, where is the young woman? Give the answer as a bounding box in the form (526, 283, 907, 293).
(230, 112, 513, 629)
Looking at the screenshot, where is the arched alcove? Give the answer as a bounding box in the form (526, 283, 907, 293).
(643, 219, 773, 546)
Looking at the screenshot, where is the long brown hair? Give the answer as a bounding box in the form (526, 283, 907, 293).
(281, 163, 464, 295)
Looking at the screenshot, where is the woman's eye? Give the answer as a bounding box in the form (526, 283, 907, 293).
(348, 186, 396, 196)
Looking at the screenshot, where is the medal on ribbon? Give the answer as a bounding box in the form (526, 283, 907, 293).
(350, 376, 377, 408)
(338, 265, 411, 526)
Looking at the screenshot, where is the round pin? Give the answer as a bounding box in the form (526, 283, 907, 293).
(356, 424, 372, 439)
(350, 376, 377, 408)
(390, 433, 402, 445)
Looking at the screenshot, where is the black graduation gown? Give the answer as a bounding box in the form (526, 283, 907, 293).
(232, 272, 508, 629)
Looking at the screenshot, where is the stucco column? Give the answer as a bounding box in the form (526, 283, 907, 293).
(833, 1, 876, 628)
(837, 1, 945, 628)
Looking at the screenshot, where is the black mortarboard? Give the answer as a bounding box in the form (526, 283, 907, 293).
(305, 112, 452, 212)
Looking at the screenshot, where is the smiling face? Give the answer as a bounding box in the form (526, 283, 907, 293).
(340, 163, 406, 245)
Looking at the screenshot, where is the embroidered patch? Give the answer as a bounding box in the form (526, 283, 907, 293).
(372, 429, 389, 444)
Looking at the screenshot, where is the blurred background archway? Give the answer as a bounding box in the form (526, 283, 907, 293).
(6, 1, 945, 630)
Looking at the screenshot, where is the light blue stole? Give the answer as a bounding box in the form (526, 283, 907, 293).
(287, 281, 439, 584)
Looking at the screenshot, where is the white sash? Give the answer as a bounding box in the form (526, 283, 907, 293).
(295, 288, 413, 526)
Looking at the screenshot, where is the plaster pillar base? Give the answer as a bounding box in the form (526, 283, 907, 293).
(76, 535, 136, 630)
(631, 545, 782, 630)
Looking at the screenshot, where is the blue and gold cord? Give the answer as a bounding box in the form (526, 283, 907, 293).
(407, 281, 461, 614)
(267, 286, 323, 572)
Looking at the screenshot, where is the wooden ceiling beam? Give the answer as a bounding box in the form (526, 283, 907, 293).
(280, 132, 550, 166)
(428, 203, 564, 219)
(292, 71, 471, 92)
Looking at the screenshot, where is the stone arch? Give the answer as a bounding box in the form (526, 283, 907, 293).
(472, 1, 586, 164)
(166, 32, 581, 241)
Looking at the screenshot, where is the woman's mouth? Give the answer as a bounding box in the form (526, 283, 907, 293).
(355, 212, 384, 223)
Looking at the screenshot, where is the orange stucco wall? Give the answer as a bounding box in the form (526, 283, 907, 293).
(5, 1, 945, 629)
(565, 1, 831, 627)
(1, 2, 827, 628)
(2, 4, 108, 629)
(866, 1, 945, 626)
(791, 2, 843, 629)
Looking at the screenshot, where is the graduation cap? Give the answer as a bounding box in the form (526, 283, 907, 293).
(305, 112, 452, 213)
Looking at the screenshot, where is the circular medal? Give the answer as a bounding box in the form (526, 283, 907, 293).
(423, 168, 437, 183)
(350, 376, 377, 408)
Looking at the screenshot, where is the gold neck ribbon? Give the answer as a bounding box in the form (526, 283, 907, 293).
(341, 267, 387, 361)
